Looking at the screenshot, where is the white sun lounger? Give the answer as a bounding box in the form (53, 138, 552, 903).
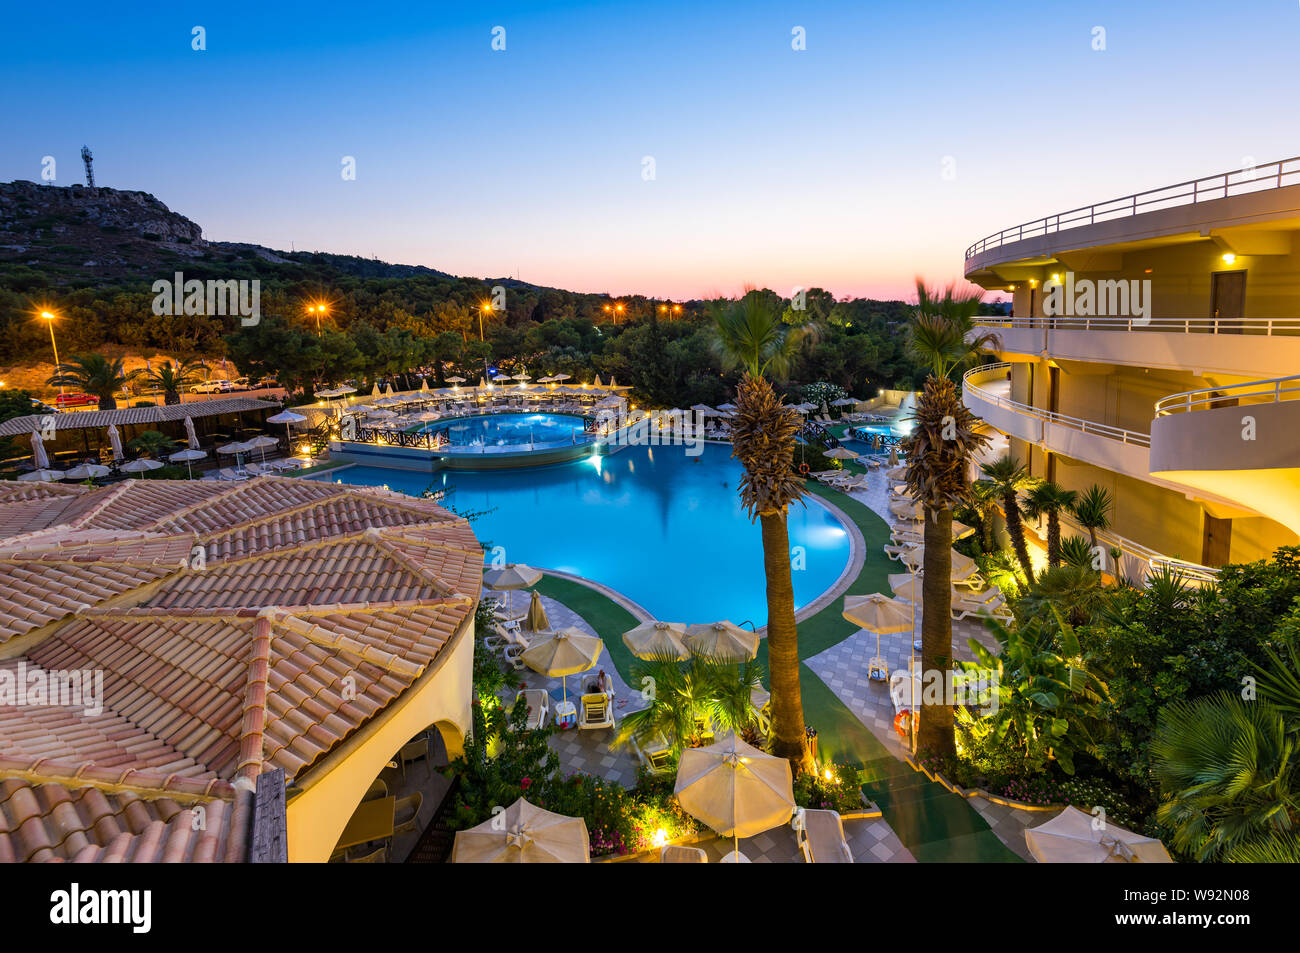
(792, 808, 854, 863)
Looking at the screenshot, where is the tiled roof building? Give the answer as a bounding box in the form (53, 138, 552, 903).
(0, 476, 482, 862)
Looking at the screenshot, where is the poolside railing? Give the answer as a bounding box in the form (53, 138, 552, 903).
(973, 315, 1300, 335)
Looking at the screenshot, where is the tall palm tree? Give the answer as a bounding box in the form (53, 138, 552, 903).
(968, 478, 1001, 553)
(980, 454, 1039, 585)
(47, 354, 139, 410)
(1023, 482, 1078, 567)
(1071, 484, 1113, 549)
(711, 289, 817, 768)
(143, 359, 207, 406)
(901, 281, 993, 757)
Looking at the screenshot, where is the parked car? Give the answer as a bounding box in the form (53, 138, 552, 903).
(231, 377, 251, 391)
(192, 380, 234, 394)
(53, 392, 99, 408)
(254, 375, 278, 389)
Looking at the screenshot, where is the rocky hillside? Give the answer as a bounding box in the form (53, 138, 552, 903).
(0, 180, 457, 286)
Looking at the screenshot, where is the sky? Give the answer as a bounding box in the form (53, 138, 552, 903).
(3, 1, 1299, 302)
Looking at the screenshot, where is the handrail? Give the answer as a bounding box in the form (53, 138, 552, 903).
(962, 363, 1151, 448)
(973, 315, 1300, 335)
(965, 156, 1300, 260)
(1154, 374, 1300, 416)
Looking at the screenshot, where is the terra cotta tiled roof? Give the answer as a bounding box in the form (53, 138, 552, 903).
(0, 474, 482, 863)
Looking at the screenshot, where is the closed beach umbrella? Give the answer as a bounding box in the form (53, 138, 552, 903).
(18, 469, 63, 482)
(107, 425, 125, 462)
(622, 621, 690, 661)
(451, 797, 590, 864)
(1025, 806, 1172, 864)
(184, 415, 200, 450)
(420, 378, 430, 393)
(520, 626, 603, 702)
(371, 382, 381, 398)
(674, 733, 794, 862)
(685, 621, 759, 662)
(120, 458, 164, 474)
(170, 447, 207, 479)
(526, 589, 550, 632)
(63, 463, 111, 481)
(30, 431, 50, 470)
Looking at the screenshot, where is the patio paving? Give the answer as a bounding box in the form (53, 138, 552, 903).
(635, 816, 915, 863)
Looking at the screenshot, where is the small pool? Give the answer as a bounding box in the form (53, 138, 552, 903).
(305, 443, 852, 627)
(426, 412, 587, 451)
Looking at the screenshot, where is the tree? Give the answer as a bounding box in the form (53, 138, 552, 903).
(143, 359, 207, 406)
(711, 289, 817, 768)
(1023, 482, 1078, 567)
(126, 429, 178, 459)
(47, 354, 138, 410)
(981, 454, 1039, 585)
(901, 281, 993, 757)
(1071, 484, 1113, 549)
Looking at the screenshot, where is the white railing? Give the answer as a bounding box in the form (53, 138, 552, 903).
(963, 363, 1151, 448)
(974, 315, 1300, 335)
(1154, 374, 1300, 416)
(965, 156, 1300, 260)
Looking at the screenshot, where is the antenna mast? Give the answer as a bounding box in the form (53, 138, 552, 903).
(80, 146, 95, 187)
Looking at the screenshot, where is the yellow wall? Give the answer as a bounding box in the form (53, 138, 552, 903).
(284, 620, 474, 863)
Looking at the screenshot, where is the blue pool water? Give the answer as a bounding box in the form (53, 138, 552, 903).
(306, 443, 851, 627)
(425, 412, 586, 449)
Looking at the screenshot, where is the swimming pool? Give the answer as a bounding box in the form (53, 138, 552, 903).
(425, 412, 587, 450)
(305, 443, 852, 627)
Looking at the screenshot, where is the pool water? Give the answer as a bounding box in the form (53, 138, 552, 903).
(306, 443, 851, 627)
(425, 412, 586, 449)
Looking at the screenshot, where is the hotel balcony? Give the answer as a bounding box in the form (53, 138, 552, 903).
(1150, 375, 1300, 536)
(971, 315, 1300, 381)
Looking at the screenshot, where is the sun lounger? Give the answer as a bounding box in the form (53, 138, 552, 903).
(217, 467, 248, 482)
(661, 844, 708, 863)
(889, 668, 922, 714)
(952, 591, 1012, 622)
(501, 626, 531, 670)
(579, 692, 615, 730)
(792, 807, 854, 863)
(632, 733, 674, 774)
(515, 689, 550, 729)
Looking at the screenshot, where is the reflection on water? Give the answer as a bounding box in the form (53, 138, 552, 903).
(308, 443, 850, 626)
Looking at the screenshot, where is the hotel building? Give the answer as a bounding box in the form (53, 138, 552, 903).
(962, 157, 1300, 579)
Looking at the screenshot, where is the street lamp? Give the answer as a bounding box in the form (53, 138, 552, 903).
(476, 301, 492, 341)
(603, 302, 625, 325)
(658, 302, 683, 321)
(306, 303, 328, 335)
(40, 310, 62, 397)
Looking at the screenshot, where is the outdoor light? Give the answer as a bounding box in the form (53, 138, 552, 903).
(1222, 253, 1236, 264)
(1050, 273, 1061, 282)
(652, 828, 669, 848)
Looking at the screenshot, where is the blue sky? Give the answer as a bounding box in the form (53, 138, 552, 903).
(3, 1, 1298, 300)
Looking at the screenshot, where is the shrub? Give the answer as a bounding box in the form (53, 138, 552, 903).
(793, 761, 862, 813)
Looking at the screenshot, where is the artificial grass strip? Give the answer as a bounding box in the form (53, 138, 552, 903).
(535, 573, 640, 684)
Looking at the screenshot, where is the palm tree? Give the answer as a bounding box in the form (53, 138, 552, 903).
(1071, 484, 1113, 549)
(143, 359, 207, 405)
(126, 430, 178, 459)
(901, 281, 994, 757)
(1023, 482, 1078, 567)
(980, 454, 1039, 585)
(711, 289, 817, 768)
(47, 354, 139, 410)
(968, 479, 1001, 553)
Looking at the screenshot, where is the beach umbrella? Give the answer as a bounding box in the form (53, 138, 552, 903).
(266, 409, 307, 445)
(367, 409, 398, 420)
(951, 520, 976, 541)
(30, 431, 50, 470)
(247, 434, 278, 464)
(889, 448, 899, 466)
(520, 626, 603, 703)
(169, 447, 207, 479)
(832, 397, 858, 406)
(384, 382, 395, 396)
(717, 403, 737, 412)
(107, 425, 125, 462)
(622, 621, 690, 661)
(1025, 807, 1172, 864)
(371, 382, 381, 398)
(445, 375, 466, 384)
(62, 463, 111, 481)
(821, 401, 831, 417)
(794, 402, 817, 413)
(511, 371, 531, 381)
(525, 589, 550, 632)
(843, 593, 913, 680)
(451, 797, 590, 863)
(183, 415, 200, 450)
(334, 385, 357, 396)
(483, 563, 544, 616)
(685, 621, 759, 662)
(18, 469, 63, 482)
(591, 374, 603, 388)
(120, 458, 164, 474)
(690, 404, 715, 415)
(674, 733, 795, 862)
(420, 378, 430, 393)
(824, 447, 857, 460)
(217, 440, 252, 469)
(888, 573, 923, 602)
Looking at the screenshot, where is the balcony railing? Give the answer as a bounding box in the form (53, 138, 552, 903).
(1154, 374, 1300, 416)
(965, 156, 1300, 260)
(974, 315, 1300, 335)
(963, 363, 1151, 448)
